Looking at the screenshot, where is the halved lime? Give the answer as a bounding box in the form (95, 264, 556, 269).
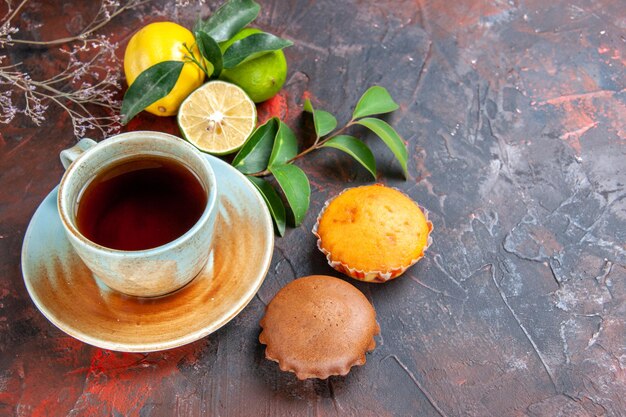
(178, 81, 257, 155)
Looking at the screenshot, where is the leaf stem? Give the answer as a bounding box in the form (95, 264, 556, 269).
(249, 120, 355, 177)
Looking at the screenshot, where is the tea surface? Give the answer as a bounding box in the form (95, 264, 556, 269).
(76, 156, 207, 251)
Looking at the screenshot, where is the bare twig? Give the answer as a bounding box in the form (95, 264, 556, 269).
(0, 0, 147, 137)
(1, 0, 29, 27)
(2, 0, 150, 46)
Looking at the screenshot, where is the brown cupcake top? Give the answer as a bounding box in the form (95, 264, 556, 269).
(259, 275, 380, 380)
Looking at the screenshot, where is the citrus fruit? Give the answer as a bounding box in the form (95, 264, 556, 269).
(219, 28, 288, 103)
(124, 21, 206, 117)
(177, 81, 257, 155)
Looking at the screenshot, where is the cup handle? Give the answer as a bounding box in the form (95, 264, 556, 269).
(60, 138, 97, 170)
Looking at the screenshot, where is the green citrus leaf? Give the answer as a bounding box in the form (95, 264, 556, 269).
(222, 32, 293, 68)
(121, 61, 184, 124)
(314, 110, 337, 137)
(303, 98, 337, 137)
(196, 0, 260, 42)
(268, 120, 297, 167)
(247, 176, 286, 236)
(352, 86, 399, 119)
(270, 164, 310, 226)
(322, 135, 377, 179)
(195, 30, 223, 77)
(303, 97, 314, 113)
(232, 118, 278, 174)
(355, 117, 408, 177)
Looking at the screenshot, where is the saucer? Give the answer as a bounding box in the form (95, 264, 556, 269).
(21, 154, 274, 352)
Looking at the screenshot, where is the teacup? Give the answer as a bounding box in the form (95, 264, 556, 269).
(57, 131, 218, 297)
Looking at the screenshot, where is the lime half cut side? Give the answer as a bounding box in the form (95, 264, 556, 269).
(178, 81, 257, 155)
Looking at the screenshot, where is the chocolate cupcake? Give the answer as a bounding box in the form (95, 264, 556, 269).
(259, 275, 379, 379)
(313, 184, 433, 282)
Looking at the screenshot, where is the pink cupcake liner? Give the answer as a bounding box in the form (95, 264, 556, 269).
(312, 186, 434, 283)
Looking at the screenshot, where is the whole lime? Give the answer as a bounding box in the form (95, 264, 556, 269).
(219, 28, 288, 103)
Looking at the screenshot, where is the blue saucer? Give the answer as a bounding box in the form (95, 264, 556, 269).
(21, 154, 274, 352)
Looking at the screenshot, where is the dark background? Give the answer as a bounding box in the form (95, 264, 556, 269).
(1, 0, 625, 415)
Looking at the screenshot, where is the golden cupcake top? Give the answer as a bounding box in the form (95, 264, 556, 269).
(259, 275, 379, 380)
(314, 184, 432, 282)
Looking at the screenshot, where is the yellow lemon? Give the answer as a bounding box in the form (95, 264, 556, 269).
(124, 22, 205, 116)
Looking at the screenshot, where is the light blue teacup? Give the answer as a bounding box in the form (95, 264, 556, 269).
(57, 131, 218, 297)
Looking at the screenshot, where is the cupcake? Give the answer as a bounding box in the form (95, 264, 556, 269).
(259, 275, 379, 380)
(313, 184, 432, 282)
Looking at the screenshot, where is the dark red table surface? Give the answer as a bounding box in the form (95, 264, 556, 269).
(1, 1, 625, 416)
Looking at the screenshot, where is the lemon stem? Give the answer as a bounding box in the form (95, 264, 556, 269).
(183, 42, 212, 78)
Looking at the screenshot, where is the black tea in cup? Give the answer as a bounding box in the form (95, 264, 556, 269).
(75, 156, 207, 251)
